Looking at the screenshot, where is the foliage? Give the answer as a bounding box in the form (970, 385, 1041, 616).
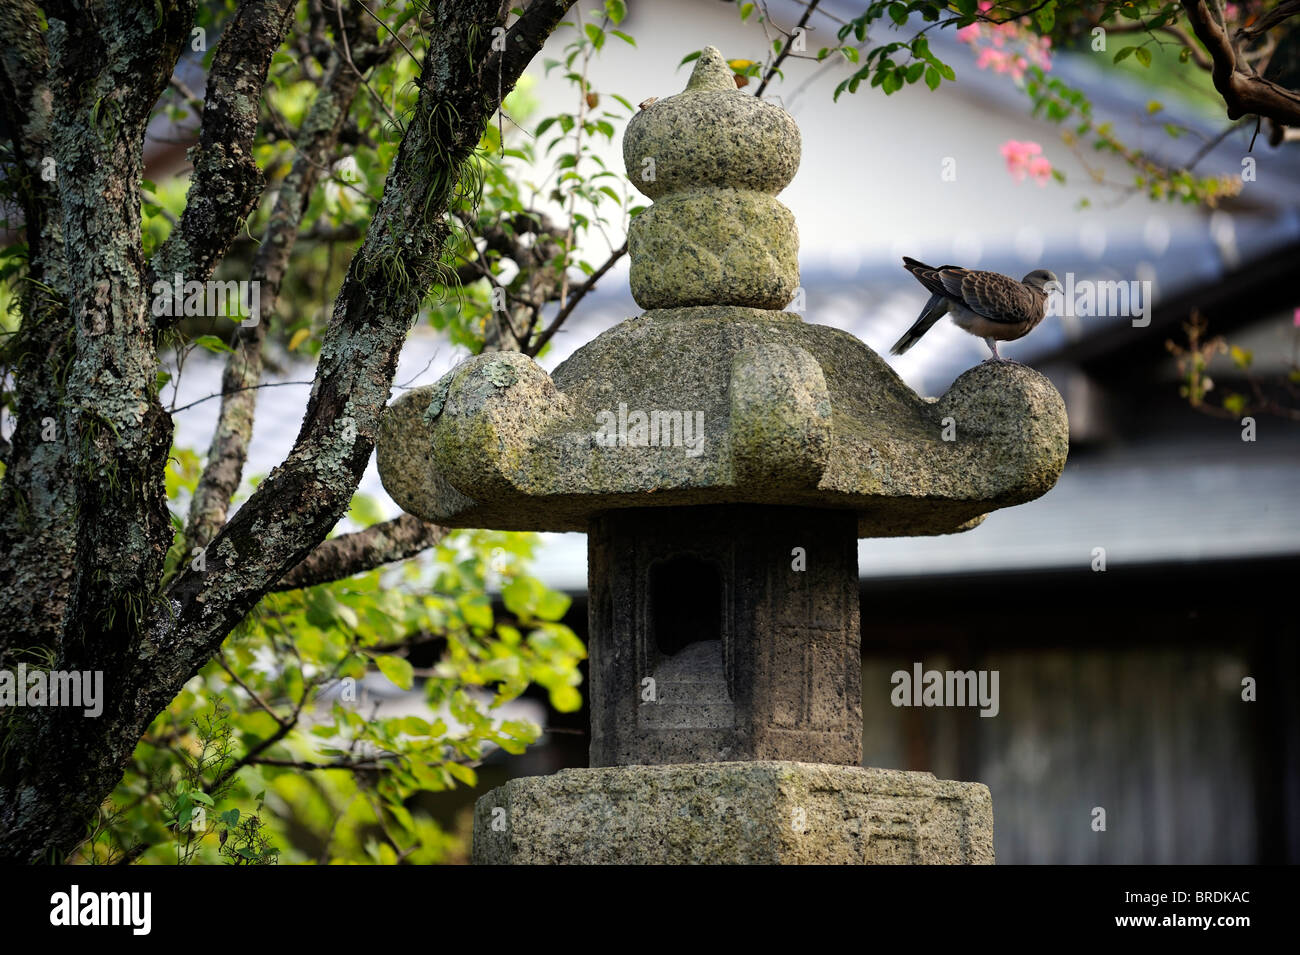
(713, 0, 1293, 207)
(78, 474, 583, 863)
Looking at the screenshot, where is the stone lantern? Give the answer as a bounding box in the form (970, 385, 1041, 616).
(377, 47, 1068, 864)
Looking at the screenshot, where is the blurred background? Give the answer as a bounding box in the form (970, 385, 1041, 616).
(150, 0, 1299, 862)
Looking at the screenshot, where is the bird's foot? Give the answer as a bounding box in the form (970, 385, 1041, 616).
(982, 356, 1021, 365)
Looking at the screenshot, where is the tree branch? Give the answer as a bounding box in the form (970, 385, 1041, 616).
(1236, 0, 1300, 41)
(526, 240, 627, 356)
(149, 0, 299, 299)
(492, 0, 578, 89)
(274, 515, 446, 591)
(756, 0, 821, 97)
(160, 0, 574, 723)
(1180, 0, 1300, 125)
(185, 31, 395, 552)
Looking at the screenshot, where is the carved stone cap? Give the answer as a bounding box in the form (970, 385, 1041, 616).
(622, 46, 801, 311)
(377, 313, 1070, 537)
(622, 45, 801, 200)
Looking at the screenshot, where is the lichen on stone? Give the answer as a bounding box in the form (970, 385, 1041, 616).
(484, 360, 518, 389)
(425, 377, 450, 424)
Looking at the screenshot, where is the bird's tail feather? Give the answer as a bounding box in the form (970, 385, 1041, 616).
(890, 293, 947, 355)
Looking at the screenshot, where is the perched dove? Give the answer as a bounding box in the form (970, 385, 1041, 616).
(891, 256, 1059, 361)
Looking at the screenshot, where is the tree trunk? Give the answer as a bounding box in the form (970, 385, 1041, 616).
(0, 0, 574, 864)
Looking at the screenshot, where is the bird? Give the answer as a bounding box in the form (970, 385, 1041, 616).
(891, 256, 1060, 362)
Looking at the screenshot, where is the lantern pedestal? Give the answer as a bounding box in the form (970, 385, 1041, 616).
(472, 762, 993, 865)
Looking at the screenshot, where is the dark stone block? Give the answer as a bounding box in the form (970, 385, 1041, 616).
(588, 504, 861, 766)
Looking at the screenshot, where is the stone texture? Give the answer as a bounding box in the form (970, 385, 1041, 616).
(628, 189, 798, 309)
(622, 47, 800, 200)
(472, 762, 994, 864)
(623, 46, 800, 310)
(377, 312, 1069, 537)
(588, 506, 861, 767)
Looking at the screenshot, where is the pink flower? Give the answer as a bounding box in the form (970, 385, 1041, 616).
(1293, 307, 1300, 327)
(964, 8, 1050, 83)
(978, 47, 1012, 72)
(1027, 155, 1053, 185)
(1000, 140, 1052, 185)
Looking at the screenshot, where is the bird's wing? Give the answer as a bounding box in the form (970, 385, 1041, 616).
(957, 270, 1040, 324)
(906, 260, 967, 300)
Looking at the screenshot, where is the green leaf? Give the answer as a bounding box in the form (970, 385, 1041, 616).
(583, 23, 604, 49)
(905, 62, 924, 84)
(1114, 46, 1135, 63)
(740, 2, 755, 20)
(1035, 0, 1056, 33)
(459, 594, 494, 631)
(679, 50, 701, 67)
(446, 762, 477, 786)
(1134, 47, 1152, 68)
(550, 684, 582, 712)
(402, 715, 431, 735)
(502, 577, 536, 617)
(603, 0, 626, 24)
(610, 30, 635, 46)
(925, 65, 940, 90)
(193, 334, 232, 354)
(535, 589, 571, 622)
(189, 790, 214, 806)
(376, 654, 414, 691)
(888, 3, 908, 25)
